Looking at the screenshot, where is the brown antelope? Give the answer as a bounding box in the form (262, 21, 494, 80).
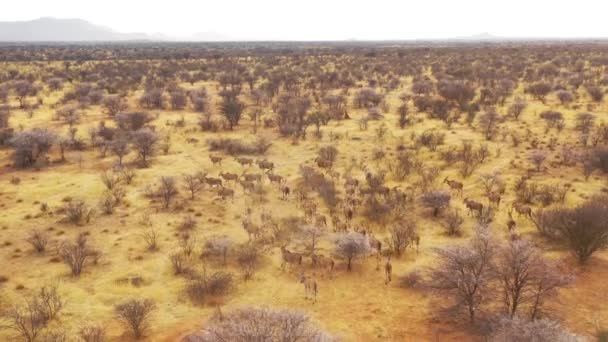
(242, 173, 262, 182)
(384, 257, 392, 285)
(444, 177, 463, 196)
(463, 198, 484, 217)
(267, 173, 284, 185)
(314, 214, 327, 227)
(219, 172, 238, 182)
(256, 159, 274, 172)
(345, 177, 359, 188)
(507, 210, 516, 232)
(209, 155, 223, 166)
(315, 157, 333, 169)
(204, 176, 222, 187)
(281, 185, 290, 200)
(512, 202, 532, 218)
(235, 157, 253, 167)
(487, 192, 501, 208)
(239, 180, 255, 193)
(411, 232, 420, 254)
(311, 254, 335, 273)
(299, 273, 318, 303)
(242, 219, 262, 240)
(281, 245, 303, 269)
(362, 230, 382, 255)
(378, 186, 391, 198)
(217, 186, 234, 200)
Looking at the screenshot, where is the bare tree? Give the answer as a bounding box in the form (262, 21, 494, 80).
(157, 176, 179, 209)
(78, 324, 106, 342)
(183, 173, 204, 200)
(130, 128, 158, 167)
(478, 109, 502, 140)
(429, 226, 496, 323)
(530, 150, 549, 172)
(114, 298, 156, 339)
(102, 95, 128, 117)
(333, 232, 371, 271)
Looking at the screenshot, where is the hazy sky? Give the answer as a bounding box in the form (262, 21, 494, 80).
(2, 0, 607, 40)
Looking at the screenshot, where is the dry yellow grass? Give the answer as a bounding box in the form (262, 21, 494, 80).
(0, 62, 607, 342)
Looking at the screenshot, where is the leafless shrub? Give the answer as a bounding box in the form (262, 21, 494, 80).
(195, 307, 335, 342)
(78, 324, 106, 342)
(386, 222, 417, 257)
(207, 137, 271, 155)
(157, 176, 179, 209)
(142, 228, 159, 252)
(170, 252, 191, 275)
(59, 233, 99, 276)
(429, 226, 495, 323)
(419, 190, 451, 217)
(186, 272, 233, 305)
(26, 229, 49, 253)
(399, 269, 423, 289)
(1, 302, 47, 342)
(236, 243, 261, 280)
(114, 298, 156, 339)
(441, 208, 464, 236)
(64, 199, 94, 225)
(489, 316, 582, 342)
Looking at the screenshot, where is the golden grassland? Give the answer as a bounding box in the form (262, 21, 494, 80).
(0, 68, 607, 341)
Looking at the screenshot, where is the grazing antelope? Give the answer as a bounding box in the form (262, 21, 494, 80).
(384, 257, 392, 285)
(377, 186, 391, 198)
(256, 159, 274, 172)
(487, 192, 501, 208)
(299, 273, 318, 303)
(345, 177, 359, 188)
(267, 173, 284, 185)
(311, 254, 335, 273)
(343, 204, 354, 223)
(242, 173, 262, 182)
(314, 214, 327, 227)
(235, 157, 253, 167)
(444, 177, 464, 196)
(512, 202, 532, 218)
(281, 245, 303, 269)
(239, 180, 256, 193)
(242, 219, 262, 240)
(209, 155, 223, 166)
(507, 211, 516, 233)
(281, 185, 290, 200)
(219, 172, 239, 182)
(217, 186, 234, 200)
(463, 198, 484, 217)
(411, 232, 420, 254)
(315, 157, 333, 169)
(204, 176, 223, 187)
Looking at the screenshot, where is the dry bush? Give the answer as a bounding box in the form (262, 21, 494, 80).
(533, 196, 608, 264)
(236, 243, 261, 280)
(78, 324, 106, 342)
(59, 233, 99, 276)
(186, 272, 233, 305)
(386, 222, 417, 257)
(419, 190, 451, 217)
(114, 298, 156, 339)
(142, 228, 159, 252)
(26, 229, 49, 253)
(193, 307, 335, 342)
(441, 208, 464, 236)
(63, 199, 94, 225)
(207, 137, 271, 155)
(170, 252, 192, 275)
(489, 317, 582, 342)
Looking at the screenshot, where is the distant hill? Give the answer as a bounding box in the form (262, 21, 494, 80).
(0, 17, 156, 42)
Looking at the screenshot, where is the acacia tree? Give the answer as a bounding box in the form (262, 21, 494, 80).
(220, 97, 246, 130)
(430, 226, 495, 323)
(9, 128, 57, 168)
(333, 232, 371, 271)
(130, 128, 158, 167)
